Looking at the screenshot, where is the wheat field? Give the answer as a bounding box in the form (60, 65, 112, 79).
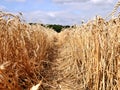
(0, 2, 120, 90)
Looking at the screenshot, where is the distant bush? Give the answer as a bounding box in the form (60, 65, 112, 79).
(47, 24, 70, 32)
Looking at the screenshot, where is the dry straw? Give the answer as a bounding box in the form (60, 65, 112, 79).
(53, 16, 120, 90)
(0, 12, 57, 90)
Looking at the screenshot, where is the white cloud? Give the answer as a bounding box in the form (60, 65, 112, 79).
(5, 0, 26, 2)
(91, 0, 114, 4)
(18, 0, 116, 25)
(0, 5, 6, 11)
(47, 12, 56, 17)
(22, 0, 115, 25)
(23, 10, 83, 25)
(52, 0, 114, 5)
(52, 0, 89, 4)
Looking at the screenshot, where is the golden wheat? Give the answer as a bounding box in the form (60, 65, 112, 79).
(0, 6, 120, 90)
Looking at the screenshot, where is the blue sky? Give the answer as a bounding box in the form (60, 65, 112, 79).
(0, 0, 118, 25)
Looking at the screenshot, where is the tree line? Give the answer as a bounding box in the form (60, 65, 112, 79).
(29, 23, 71, 32)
